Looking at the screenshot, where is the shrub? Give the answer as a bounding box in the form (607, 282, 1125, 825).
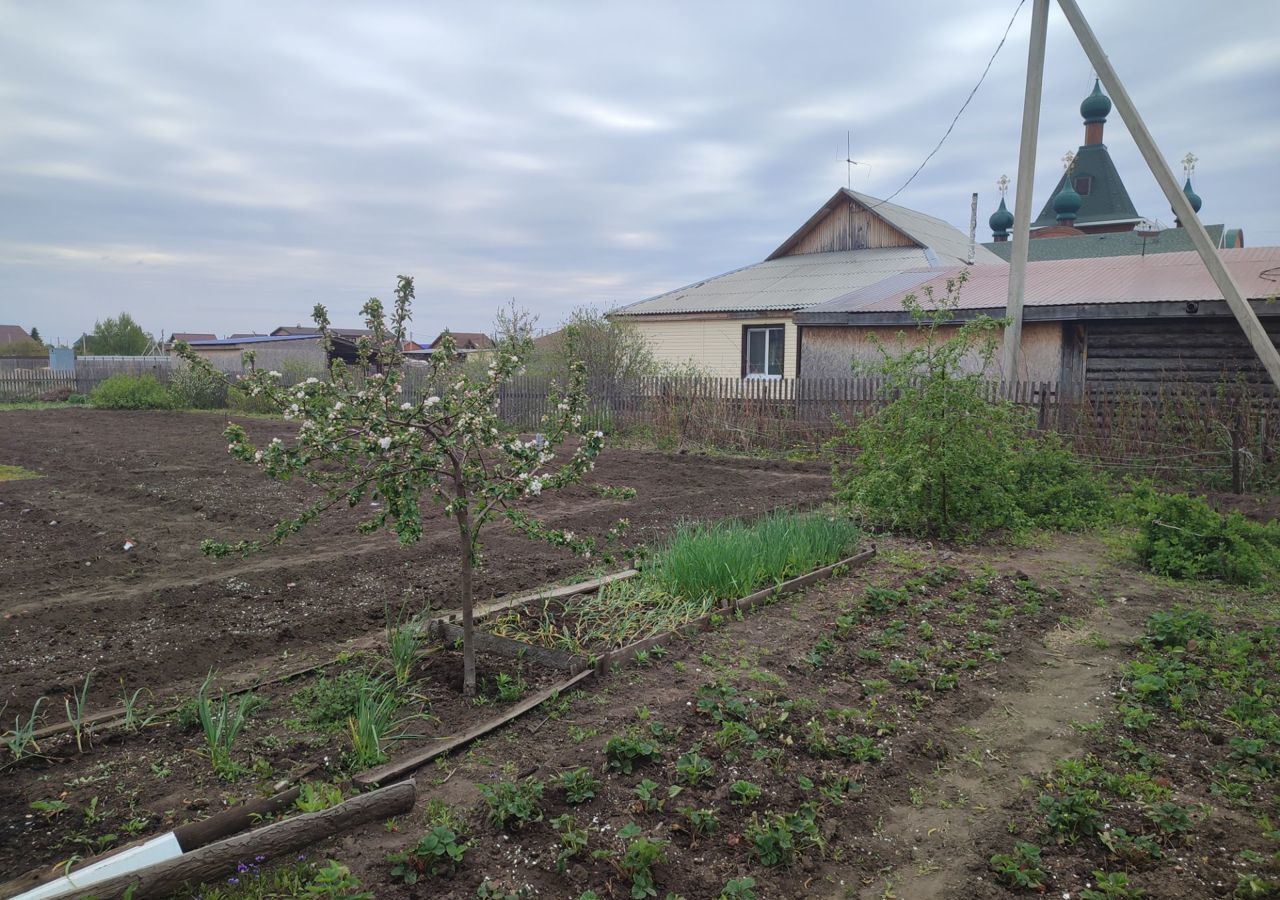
(89, 374, 172, 409)
(1135, 493, 1280, 585)
(828, 274, 1110, 541)
(169, 362, 227, 409)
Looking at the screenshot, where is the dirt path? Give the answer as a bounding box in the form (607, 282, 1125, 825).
(856, 545, 1152, 900)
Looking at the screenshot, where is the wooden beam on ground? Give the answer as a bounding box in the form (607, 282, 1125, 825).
(353, 669, 595, 788)
(42, 781, 415, 900)
(1055, 0, 1280, 391)
(433, 621, 588, 673)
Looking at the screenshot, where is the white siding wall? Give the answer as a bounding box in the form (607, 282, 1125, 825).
(625, 314, 798, 379)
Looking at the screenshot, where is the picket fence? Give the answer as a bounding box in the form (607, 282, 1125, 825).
(2, 366, 1273, 488)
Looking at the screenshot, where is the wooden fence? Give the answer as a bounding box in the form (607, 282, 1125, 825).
(2, 365, 1273, 489)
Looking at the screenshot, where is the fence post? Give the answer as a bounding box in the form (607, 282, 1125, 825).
(1232, 408, 1244, 495)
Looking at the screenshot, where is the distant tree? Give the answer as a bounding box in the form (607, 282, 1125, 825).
(88, 313, 154, 356)
(529, 307, 660, 382)
(4, 339, 48, 358)
(491, 299, 538, 351)
(29, 326, 42, 344)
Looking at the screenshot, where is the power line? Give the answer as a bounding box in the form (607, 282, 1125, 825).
(863, 0, 1029, 213)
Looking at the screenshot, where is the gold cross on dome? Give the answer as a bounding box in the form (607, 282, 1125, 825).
(1062, 150, 1076, 175)
(1182, 152, 1198, 179)
(997, 174, 1010, 198)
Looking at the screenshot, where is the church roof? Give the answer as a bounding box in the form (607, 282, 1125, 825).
(1032, 142, 1141, 229)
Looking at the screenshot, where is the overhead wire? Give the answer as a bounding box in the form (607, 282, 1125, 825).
(861, 0, 1030, 213)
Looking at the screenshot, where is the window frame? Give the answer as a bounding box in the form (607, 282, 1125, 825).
(741, 324, 785, 379)
(1073, 175, 1093, 196)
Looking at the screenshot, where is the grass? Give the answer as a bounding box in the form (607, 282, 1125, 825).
(195, 672, 263, 780)
(0, 464, 41, 481)
(488, 510, 860, 655)
(648, 511, 861, 601)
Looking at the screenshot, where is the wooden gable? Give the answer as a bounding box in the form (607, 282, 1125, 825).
(770, 191, 920, 258)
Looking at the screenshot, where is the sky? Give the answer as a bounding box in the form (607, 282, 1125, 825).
(2, 1, 1278, 345)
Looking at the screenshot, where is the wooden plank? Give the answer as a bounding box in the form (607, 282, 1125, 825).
(352, 668, 596, 787)
(731, 547, 877, 615)
(432, 568, 638, 626)
(592, 611, 717, 675)
(434, 621, 587, 673)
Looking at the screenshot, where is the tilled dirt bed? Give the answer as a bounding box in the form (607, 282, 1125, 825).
(0, 409, 827, 715)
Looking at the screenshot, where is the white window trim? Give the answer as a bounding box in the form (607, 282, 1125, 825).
(744, 325, 785, 379)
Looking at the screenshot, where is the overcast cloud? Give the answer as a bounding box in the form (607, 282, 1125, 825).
(1, 1, 1277, 343)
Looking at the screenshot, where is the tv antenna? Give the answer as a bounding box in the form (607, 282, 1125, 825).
(841, 131, 869, 188)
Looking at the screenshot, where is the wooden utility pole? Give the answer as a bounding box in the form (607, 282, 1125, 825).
(1001, 0, 1050, 381)
(1053, 0, 1280, 391)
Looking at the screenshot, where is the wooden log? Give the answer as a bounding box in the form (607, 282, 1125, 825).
(0, 790, 305, 900)
(47, 781, 415, 900)
(433, 621, 587, 673)
(353, 669, 595, 788)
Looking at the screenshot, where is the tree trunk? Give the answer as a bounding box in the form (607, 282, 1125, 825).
(456, 510, 476, 697)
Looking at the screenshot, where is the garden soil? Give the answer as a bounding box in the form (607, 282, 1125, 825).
(0, 409, 828, 714)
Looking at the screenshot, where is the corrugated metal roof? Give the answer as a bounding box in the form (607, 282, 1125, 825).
(803, 247, 1280, 315)
(614, 247, 947, 316)
(187, 334, 321, 347)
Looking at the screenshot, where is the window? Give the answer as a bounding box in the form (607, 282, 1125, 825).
(1073, 175, 1092, 196)
(743, 325, 784, 378)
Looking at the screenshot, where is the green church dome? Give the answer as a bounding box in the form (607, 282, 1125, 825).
(1080, 79, 1111, 123)
(1053, 183, 1083, 222)
(989, 197, 1014, 237)
(1182, 177, 1202, 213)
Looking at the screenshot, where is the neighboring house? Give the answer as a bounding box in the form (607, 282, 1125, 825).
(611, 188, 1004, 379)
(427, 331, 495, 357)
(165, 332, 216, 351)
(270, 325, 374, 340)
(984, 81, 1243, 253)
(0, 325, 33, 345)
(794, 247, 1280, 389)
(178, 334, 329, 373)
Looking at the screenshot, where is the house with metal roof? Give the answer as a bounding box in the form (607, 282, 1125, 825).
(176, 333, 329, 373)
(611, 188, 1003, 379)
(795, 247, 1280, 390)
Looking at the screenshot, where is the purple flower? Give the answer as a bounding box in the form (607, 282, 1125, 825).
(236, 862, 249, 873)
(227, 877, 240, 886)
(254, 855, 266, 863)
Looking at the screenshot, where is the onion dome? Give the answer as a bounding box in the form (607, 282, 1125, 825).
(1080, 79, 1111, 123)
(1182, 177, 1202, 213)
(1053, 182, 1083, 223)
(989, 197, 1014, 239)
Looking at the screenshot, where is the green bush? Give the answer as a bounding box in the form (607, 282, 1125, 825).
(89, 374, 172, 409)
(829, 274, 1111, 541)
(1136, 493, 1280, 585)
(169, 363, 228, 409)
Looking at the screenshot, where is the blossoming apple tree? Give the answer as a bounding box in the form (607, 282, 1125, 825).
(178, 276, 616, 695)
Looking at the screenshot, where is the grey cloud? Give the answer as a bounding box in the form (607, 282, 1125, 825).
(1, 0, 1276, 342)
